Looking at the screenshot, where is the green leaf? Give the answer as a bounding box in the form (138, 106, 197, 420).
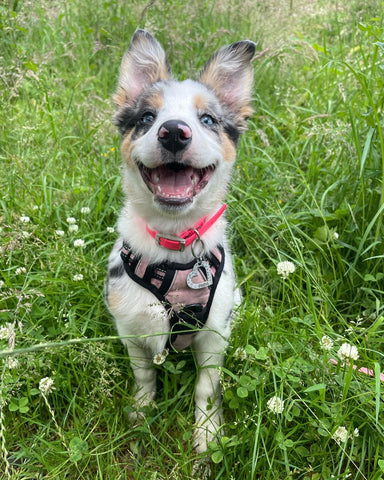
(69, 437, 88, 463)
(304, 383, 326, 393)
(237, 387, 249, 398)
(19, 397, 29, 407)
(312, 43, 325, 52)
(244, 344, 256, 355)
(295, 446, 310, 457)
(182, 431, 193, 441)
(24, 60, 37, 72)
(163, 361, 182, 374)
(378, 460, 384, 472)
(275, 432, 284, 443)
(211, 450, 224, 464)
(208, 440, 219, 451)
(314, 225, 330, 242)
(254, 347, 269, 360)
(229, 397, 240, 409)
(284, 439, 295, 448)
(364, 274, 377, 282)
(176, 360, 186, 370)
(239, 375, 252, 387)
(9, 402, 19, 412)
(360, 127, 375, 177)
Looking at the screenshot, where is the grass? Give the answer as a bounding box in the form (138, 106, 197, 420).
(0, 0, 383, 478)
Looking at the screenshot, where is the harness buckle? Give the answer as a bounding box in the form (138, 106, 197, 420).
(155, 233, 186, 252)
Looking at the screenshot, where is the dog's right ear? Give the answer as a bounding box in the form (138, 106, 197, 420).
(114, 30, 171, 108)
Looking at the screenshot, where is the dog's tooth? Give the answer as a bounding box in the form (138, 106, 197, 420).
(191, 172, 200, 186)
(156, 185, 162, 194)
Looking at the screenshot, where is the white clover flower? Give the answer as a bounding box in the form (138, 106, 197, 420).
(332, 426, 348, 444)
(333, 232, 339, 240)
(153, 349, 169, 365)
(337, 342, 359, 365)
(320, 335, 334, 351)
(352, 428, 359, 438)
(266, 395, 284, 414)
(73, 239, 85, 248)
(81, 207, 90, 214)
(66, 217, 77, 224)
(276, 261, 296, 279)
(15, 267, 27, 275)
(68, 224, 79, 233)
(20, 216, 30, 223)
(106, 227, 115, 233)
(22, 231, 31, 238)
(73, 274, 83, 281)
(233, 347, 247, 361)
(32, 205, 39, 211)
(39, 377, 55, 395)
(55, 230, 65, 237)
(0, 280, 5, 288)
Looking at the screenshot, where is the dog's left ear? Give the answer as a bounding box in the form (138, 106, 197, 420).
(199, 41, 256, 122)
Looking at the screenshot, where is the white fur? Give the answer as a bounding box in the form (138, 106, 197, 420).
(106, 30, 254, 453)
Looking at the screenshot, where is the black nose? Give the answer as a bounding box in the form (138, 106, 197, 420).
(158, 120, 192, 154)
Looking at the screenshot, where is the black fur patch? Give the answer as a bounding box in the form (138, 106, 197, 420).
(223, 121, 240, 145)
(108, 262, 125, 278)
(114, 106, 158, 138)
(113, 106, 140, 136)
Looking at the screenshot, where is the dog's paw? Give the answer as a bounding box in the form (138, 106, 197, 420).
(193, 425, 217, 453)
(126, 396, 156, 425)
(127, 408, 146, 425)
(193, 407, 223, 453)
(192, 456, 212, 478)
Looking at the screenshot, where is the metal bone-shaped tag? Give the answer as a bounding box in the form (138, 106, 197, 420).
(187, 259, 213, 290)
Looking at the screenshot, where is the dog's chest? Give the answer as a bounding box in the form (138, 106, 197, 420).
(119, 243, 225, 350)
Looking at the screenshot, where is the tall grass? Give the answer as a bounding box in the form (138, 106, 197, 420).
(1, 0, 383, 478)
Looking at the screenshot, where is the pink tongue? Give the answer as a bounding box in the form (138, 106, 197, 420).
(150, 165, 196, 197)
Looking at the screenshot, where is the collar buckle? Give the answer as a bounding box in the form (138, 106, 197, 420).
(155, 233, 186, 252)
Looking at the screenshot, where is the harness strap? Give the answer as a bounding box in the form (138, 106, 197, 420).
(120, 243, 225, 351)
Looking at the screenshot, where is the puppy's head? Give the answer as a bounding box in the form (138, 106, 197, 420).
(114, 30, 255, 217)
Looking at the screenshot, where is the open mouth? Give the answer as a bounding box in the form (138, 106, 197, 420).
(139, 162, 215, 206)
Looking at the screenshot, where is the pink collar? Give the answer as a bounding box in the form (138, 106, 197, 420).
(146, 204, 227, 251)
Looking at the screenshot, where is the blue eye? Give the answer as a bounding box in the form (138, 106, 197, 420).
(200, 114, 215, 126)
(140, 112, 156, 125)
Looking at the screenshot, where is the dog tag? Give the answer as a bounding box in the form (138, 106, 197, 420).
(187, 259, 213, 290)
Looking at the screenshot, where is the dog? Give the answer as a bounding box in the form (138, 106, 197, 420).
(106, 29, 255, 453)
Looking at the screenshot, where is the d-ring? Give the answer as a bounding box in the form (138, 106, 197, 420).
(191, 229, 205, 259)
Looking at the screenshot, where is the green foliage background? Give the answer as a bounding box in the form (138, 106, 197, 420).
(0, 0, 383, 478)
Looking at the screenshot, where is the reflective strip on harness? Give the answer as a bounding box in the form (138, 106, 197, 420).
(120, 243, 225, 351)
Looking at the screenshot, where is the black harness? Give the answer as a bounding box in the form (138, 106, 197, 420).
(120, 242, 225, 351)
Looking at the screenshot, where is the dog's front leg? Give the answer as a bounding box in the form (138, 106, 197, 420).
(192, 332, 226, 453)
(123, 339, 157, 423)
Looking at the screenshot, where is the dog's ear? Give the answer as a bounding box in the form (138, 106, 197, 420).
(114, 29, 171, 108)
(199, 41, 255, 121)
